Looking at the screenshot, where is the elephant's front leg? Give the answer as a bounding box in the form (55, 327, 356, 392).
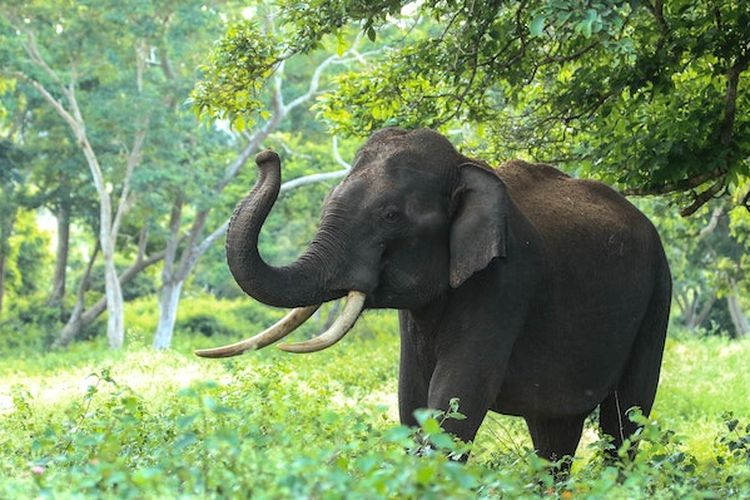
(426, 275, 529, 445)
(397, 311, 436, 427)
(427, 350, 510, 445)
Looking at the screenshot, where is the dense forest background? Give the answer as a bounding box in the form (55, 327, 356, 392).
(1, 0, 748, 350)
(1, 1, 749, 496)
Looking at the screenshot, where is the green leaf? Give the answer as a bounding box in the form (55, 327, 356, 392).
(530, 15, 545, 37)
(430, 432, 454, 450)
(336, 32, 348, 56)
(233, 114, 245, 132)
(383, 425, 412, 443)
(422, 417, 442, 435)
(416, 464, 435, 484)
(578, 18, 594, 38)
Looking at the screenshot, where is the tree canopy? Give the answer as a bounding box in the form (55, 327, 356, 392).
(197, 0, 750, 216)
(0, 1, 748, 348)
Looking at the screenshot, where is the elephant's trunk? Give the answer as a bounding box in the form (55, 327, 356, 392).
(225, 149, 345, 307)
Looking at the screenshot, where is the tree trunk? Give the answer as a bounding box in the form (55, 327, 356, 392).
(0, 248, 6, 316)
(152, 196, 183, 350)
(55, 247, 165, 347)
(688, 290, 717, 331)
(55, 243, 99, 348)
(103, 247, 125, 349)
(727, 281, 749, 337)
(153, 279, 184, 349)
(680, 291, 697, 328)
(49, 204, 71, 304)
(0, 208, 17, 316)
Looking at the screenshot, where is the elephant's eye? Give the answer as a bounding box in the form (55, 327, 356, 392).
(383, 208, 400, 223)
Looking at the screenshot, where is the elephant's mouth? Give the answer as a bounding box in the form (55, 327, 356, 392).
(194, 291, 366, 358)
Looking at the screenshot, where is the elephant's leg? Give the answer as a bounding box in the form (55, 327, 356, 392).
(397, 311, 436, 427)
(524, 414, 586, 478)
(598, 340, 666, 460)
(427, 362, 500, 446)
(599, 270, 669, 460)
(424, 265, 533, 448)
(426, 331, 514, 447)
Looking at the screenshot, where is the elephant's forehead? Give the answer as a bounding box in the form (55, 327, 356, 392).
(371, 148, 455, 173)
(344, 162, 443, 194)
(330, 167, 438, 209)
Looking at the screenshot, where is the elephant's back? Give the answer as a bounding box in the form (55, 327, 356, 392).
(496, 160, 657, 252)
(495, 159, 663, 301)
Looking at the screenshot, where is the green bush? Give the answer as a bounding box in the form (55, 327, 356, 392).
(0, 293, 60, 352)
(1, 306, 749, 498)
(178, 314, 232, 337)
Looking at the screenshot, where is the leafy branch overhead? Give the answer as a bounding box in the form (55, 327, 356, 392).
(197, 0, 750, 215)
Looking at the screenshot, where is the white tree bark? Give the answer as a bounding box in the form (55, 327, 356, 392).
(18, 30, 148, 349)
(153, 279, 184, 349)
(727, 280, 749, 337)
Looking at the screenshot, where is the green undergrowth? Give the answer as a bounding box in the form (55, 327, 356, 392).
(1, 317, 749, 498)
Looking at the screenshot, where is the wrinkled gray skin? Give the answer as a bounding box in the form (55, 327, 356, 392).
(226, 128, 671, 465)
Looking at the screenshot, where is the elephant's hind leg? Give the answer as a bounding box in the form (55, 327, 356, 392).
(524, 414, 586, 477)
(599, 261, 670, 459)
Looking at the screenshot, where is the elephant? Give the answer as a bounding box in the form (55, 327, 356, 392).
(196, 128, 671, 468)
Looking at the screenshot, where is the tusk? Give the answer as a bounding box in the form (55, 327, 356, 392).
(194, 305, 320, 358)
(278, 291, 366, 353)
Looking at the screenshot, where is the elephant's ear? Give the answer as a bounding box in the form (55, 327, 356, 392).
(449, 162, 509, 288)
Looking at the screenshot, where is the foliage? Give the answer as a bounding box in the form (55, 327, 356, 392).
(198, 0, 750, 215)
(1, 316, 749, 497)
(192, 17, 279, 128)
(637, 198, 748, 335)
(2, 210, 51, 299)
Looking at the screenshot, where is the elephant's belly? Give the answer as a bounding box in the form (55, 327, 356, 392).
(491, 375, 609, 418)
(490, 322, 641, 418)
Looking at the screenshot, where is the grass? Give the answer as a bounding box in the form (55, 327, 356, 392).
(1, 307, 749, 498)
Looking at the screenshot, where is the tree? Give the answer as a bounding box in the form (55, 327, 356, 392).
(0, 139, 24, 316)
(0, 3, 162, 348)
(151, 7, 365, 348)
(200, 0, 750, 216)
(647, 199, 748, 337)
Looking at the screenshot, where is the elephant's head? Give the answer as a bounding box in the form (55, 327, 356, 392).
(195, 128, 509, 357)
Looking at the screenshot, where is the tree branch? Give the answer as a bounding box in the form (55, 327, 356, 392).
(112, 121, 148, 239)
(21, 29, 64, 87)
(719, 55, 749, 147)
(332, 136, 350, 169)
(742, 189, 750, 213)
(13, 72, 78, 130)
(642, 0, 669, 36)
(679, 179, 725, 217)
(623, 168, 726, 196)
(698, 207, 723, 240)
(285, 37, 367, 113)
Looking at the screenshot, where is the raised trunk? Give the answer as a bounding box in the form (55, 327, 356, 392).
(153, 279, 184, 350)
(226, 150, 344, 307)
